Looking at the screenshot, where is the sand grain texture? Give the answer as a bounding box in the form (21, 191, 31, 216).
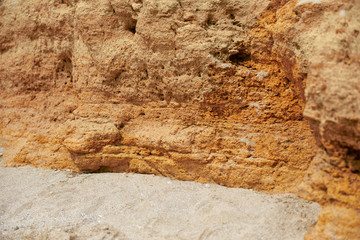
(0, 166, 321, 240)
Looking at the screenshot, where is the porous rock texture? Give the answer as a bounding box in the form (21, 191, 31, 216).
(0, 0, 359, 239)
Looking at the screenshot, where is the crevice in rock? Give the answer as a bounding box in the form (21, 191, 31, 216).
(205, 14, 217, 27)
(228, 50, 251, 65)
(177, 0, 182, 8)
(124, 17, 137, 34)
(58, 0, 72, 6)
(87, 166, 116, 173)
(347, 148, 360, 161)
(56, 55, 73, 87)
(346, 147, 360, 173)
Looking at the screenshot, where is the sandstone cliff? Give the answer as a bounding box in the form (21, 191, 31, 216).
(0, 0, 359, 239)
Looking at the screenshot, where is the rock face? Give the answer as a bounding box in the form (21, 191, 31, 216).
(0, 0, 359, 238)
(0, 0, 313, 191)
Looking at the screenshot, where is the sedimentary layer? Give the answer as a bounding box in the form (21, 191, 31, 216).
(0, 0, 359, 238)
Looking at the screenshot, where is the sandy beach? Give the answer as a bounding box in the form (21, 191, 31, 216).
(0, 164, 320, 240)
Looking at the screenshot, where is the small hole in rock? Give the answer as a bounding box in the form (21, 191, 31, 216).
(206, 14, 216, 26)
(128, 26, 136, 34)
(124, 18, 137, 34)
(347, 147, 360, 160)
(229, 51, 251, 64)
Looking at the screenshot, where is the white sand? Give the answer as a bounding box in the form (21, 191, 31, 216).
(0, 165, 320, 240)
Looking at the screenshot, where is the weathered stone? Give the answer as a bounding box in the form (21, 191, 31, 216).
(1, 0, 359, 238)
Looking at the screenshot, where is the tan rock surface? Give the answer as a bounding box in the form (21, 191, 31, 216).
(254, 1, 360, 238)
(0, 0, 314, 192)
(0, 0, 359, 238)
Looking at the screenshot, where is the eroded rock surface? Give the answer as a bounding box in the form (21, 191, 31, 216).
(0, 0, 313, 192)
(0, 0, 359, 238)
